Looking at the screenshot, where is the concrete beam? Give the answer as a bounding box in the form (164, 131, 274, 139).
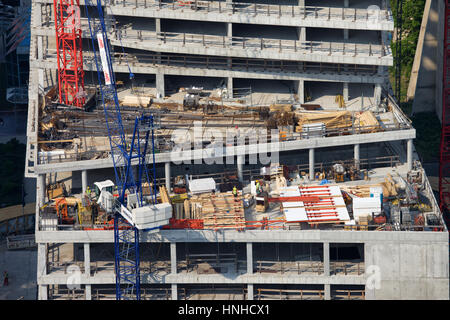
(35, 228, 449, 244)
(33, 58, 387, 84)
(34, 129, 417, 175)
(309, 148, 315, 180)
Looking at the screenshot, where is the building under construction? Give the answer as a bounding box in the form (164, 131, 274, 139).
(25, 0, 449, 300)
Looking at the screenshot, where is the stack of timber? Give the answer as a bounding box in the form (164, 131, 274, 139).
(120, 95, 153, 108)
(354, 111, 380, 133)
(188, 191, 246, 230)
(269, 104, 292, 112)
(295, 111, 352, 133)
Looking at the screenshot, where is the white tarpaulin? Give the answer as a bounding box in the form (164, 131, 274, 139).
(188, 178, 216, 194)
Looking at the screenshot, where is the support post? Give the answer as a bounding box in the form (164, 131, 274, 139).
(247, 284, 254, 300)
(170, 242, 177, 274)
(165, 162, 171, 192)
(37, 174, 46, 207)
(407, 139, 413, 171)
(324, 284, 331, 300)
(227, 77, 233, 98)
(237, 154, 244, 183)
(156, 72, 165, 98)
(85, 285, 92, 300)
(84, 243, 90, 276)
(171, 284, 178, 300)
(374, 83, 382, 107)
(309, 148, 315, 180)
(246, 242, 253, 274)
(227, 22, 232, 39)
(343, 82, 349, 101)
(323, 242, 330, 276)
(354, 143, 360, 170)
(37, 243, 48, 300)
(81, 170, 88, 196)
(297, 80, 305, 104)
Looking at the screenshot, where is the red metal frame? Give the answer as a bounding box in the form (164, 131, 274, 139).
(53, 0, 85, 108)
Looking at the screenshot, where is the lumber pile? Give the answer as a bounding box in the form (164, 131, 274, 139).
(120, 95, 152, 107)
(355, 111, 380, 132)
(188, 191, 246, 230)
(269, 104, 292, 112)
(159, 186, 171, 204)
(295, 111, 352, 133)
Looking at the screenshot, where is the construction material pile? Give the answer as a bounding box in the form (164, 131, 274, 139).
(294, 111, 352, 133)
(186, 191, 245, 230)
(354, 111, 380, 133)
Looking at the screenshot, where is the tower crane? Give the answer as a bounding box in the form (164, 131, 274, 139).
(83, 0, 170, 300)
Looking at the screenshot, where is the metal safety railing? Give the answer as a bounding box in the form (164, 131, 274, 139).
(112, 0, 392, 26)
(113, 28, 391, 59)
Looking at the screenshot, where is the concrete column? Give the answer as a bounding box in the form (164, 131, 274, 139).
(85, 285, 92, 300)
(354, 143, 360, 170)
(324, 284, 331, 300)
(309, 148, 315, 180)
(407, 139, 413, 171)
(246, 242, 253, 274)
(165, 162, 171, 192)
(237, 154, 244, 183)
(171, 284, 178, 300)
(227, 22, 232, 39)
(170, 242, 177, 274)
(298, 27, 306, 42)
(323, 242, 330, 276)
(343, 82, 349, 101)
(156, 72, 165, 98)
(297, 80, 305, 104)
(374, 84, 382, 107)
(84, 243, 90, 276)
(247, 284, 254, 300)
(37, 174, 46, 207)
(155, 18, 161, 34)
(227, 77, 233, 98)
(81, 170, 88, 195)
(37, 243, 48, 300)
(343, 0, 349, 40)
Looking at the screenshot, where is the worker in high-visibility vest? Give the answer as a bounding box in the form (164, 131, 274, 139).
(232, 186, 238, 198)
(255, 180, 261, 195)
(86, 186, 91, 198)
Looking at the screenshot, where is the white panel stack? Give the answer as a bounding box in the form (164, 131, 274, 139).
(301, 123, 325, 139)
(352, 197, 382, 222)
(188, 178, 216, 194)
(131, 203, 173, 230)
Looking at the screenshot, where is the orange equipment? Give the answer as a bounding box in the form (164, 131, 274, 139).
(54, 198, 75, 224)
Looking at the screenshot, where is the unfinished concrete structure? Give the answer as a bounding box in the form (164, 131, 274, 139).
(25, 1, 449, 300)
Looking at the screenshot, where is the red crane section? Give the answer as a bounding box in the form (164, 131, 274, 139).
(53, 0, 85, 108)
(440, 0, 450, 225)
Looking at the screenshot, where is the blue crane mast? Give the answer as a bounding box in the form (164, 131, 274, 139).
(84, 0, 158, 300)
